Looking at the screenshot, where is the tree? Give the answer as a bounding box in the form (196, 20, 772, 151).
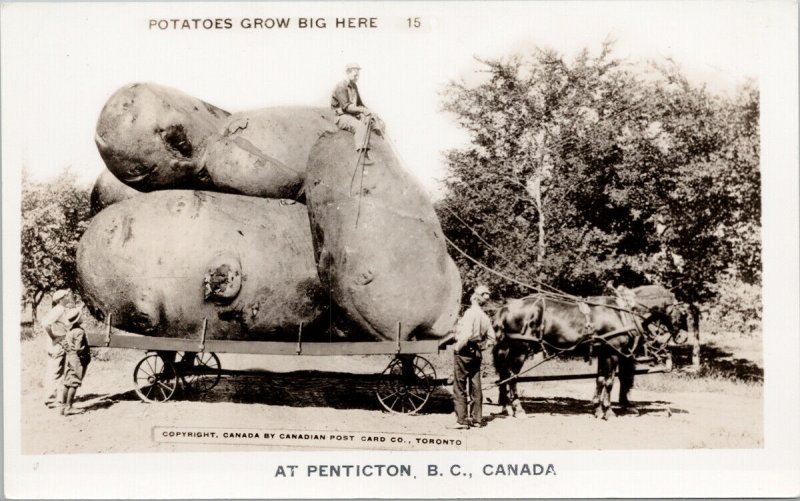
(439, 43, 669, 297)
(21, 169, 92, 321)
(437, 43, 761, 342)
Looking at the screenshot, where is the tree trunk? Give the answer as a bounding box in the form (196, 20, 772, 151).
(536, 187, 545, 268)
(689, 303, 701, 368)
(31, 290, 44, 325)
(529, 174, 545, 268)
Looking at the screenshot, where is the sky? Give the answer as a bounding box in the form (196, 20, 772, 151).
(2, 1, 766, 198)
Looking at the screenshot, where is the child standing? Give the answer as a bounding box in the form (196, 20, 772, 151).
(41, 289, 71, 407)
(60, 308, 91, 416)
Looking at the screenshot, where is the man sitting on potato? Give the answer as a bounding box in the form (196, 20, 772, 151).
(331, 63, 384, 165)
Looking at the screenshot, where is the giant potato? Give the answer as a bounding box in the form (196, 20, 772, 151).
(78, 190, 326, 340)
(93, 83, 462, 341)
(95, 83, 228, 190)
(306, 132, 461, 340)
(201, 107, 338, 199)
(90, 169, 143, 215)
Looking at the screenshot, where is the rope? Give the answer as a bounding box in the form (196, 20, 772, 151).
(385, 129, 601, 307)
(485, 308, 678, 393)
(440, 207, 520, 272)
(351, 117, 374, 228)
(439, 205, 571, 297)
(211, 117, 442, 226)
(484, 335, 591, 390)
(444, 231, 656, 318)
(444, 234, 577, 300)
(444, 226, 665, 327)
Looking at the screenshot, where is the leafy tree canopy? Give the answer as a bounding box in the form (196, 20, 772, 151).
(437, 42, 760, 308)
(21, 169, 92, 319)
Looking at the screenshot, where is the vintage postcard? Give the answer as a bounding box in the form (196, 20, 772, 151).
(2, 1, 798, 498)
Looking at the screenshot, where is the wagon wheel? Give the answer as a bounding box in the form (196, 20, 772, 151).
(376, 355, 436, 414)
(133, 353, 178, 402)
(179, 352, 222, 394)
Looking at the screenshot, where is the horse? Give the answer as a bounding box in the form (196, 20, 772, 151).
(627, 285, 688, 341)
(491, 286, 687, 420)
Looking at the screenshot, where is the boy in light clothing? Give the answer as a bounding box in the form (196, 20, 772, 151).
(40, 290, 71, 407)
(61, 308, 91, 416)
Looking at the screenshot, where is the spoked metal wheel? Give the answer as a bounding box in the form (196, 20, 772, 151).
(133, 353, 178, 402)
(179, 352, 222, 395)
(376, 355, 436, 414)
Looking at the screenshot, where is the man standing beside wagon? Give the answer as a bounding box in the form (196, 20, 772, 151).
(451, 285, 496, 429)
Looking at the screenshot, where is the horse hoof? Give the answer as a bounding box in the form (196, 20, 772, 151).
(603, 409, 616, 420)
(593, 409, 603, 419)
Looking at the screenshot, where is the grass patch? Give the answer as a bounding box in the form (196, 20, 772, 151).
(633, 369, 762, 398)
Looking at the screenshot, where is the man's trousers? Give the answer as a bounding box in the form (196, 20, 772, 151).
(453, 348, 482, 424)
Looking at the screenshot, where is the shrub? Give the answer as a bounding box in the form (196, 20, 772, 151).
(703, 272, 761, 336)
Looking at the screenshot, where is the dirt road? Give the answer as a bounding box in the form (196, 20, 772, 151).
(20, 341, 762, 454)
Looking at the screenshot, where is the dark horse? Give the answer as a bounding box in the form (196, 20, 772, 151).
(491, 286, 687, 420)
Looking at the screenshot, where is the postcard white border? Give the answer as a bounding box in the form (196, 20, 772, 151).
(3, 1, 798, 498)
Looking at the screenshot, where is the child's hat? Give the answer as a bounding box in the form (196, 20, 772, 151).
(64, 307, 82, 327)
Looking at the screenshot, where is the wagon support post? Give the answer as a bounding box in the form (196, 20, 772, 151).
(296, 322, 303, 355)
(396, 322, 401, 353)
(198, 318, 208, 352)
(104, 313, 113, 347)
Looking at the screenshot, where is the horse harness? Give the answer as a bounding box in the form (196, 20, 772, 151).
(505, 296, 646, 359)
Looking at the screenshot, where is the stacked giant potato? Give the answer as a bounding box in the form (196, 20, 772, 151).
(79, 84, 461, 343)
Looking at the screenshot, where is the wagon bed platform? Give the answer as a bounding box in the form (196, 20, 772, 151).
(86, 331, 442, 356)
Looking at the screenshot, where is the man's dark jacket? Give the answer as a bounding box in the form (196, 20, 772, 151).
(331, 80, 364, 116)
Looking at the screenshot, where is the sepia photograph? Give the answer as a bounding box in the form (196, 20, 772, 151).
(2, 1, 798, 498)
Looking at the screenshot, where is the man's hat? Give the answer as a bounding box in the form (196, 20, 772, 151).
(52, 290, 69, 302)
(345, 63, 361, 71)
(474, 285, 491, 296)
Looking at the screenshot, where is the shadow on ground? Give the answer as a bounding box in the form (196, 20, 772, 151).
(75, 390, 139, 412)
(203, 371, 455, 414)
(77, 370, 455, 415)
(671, 344, 763, 382)
(486, 396, 686, 418)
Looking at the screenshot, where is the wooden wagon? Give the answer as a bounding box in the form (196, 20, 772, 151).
(87, 313, 675, 416)
(87, 318, 448, 414)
